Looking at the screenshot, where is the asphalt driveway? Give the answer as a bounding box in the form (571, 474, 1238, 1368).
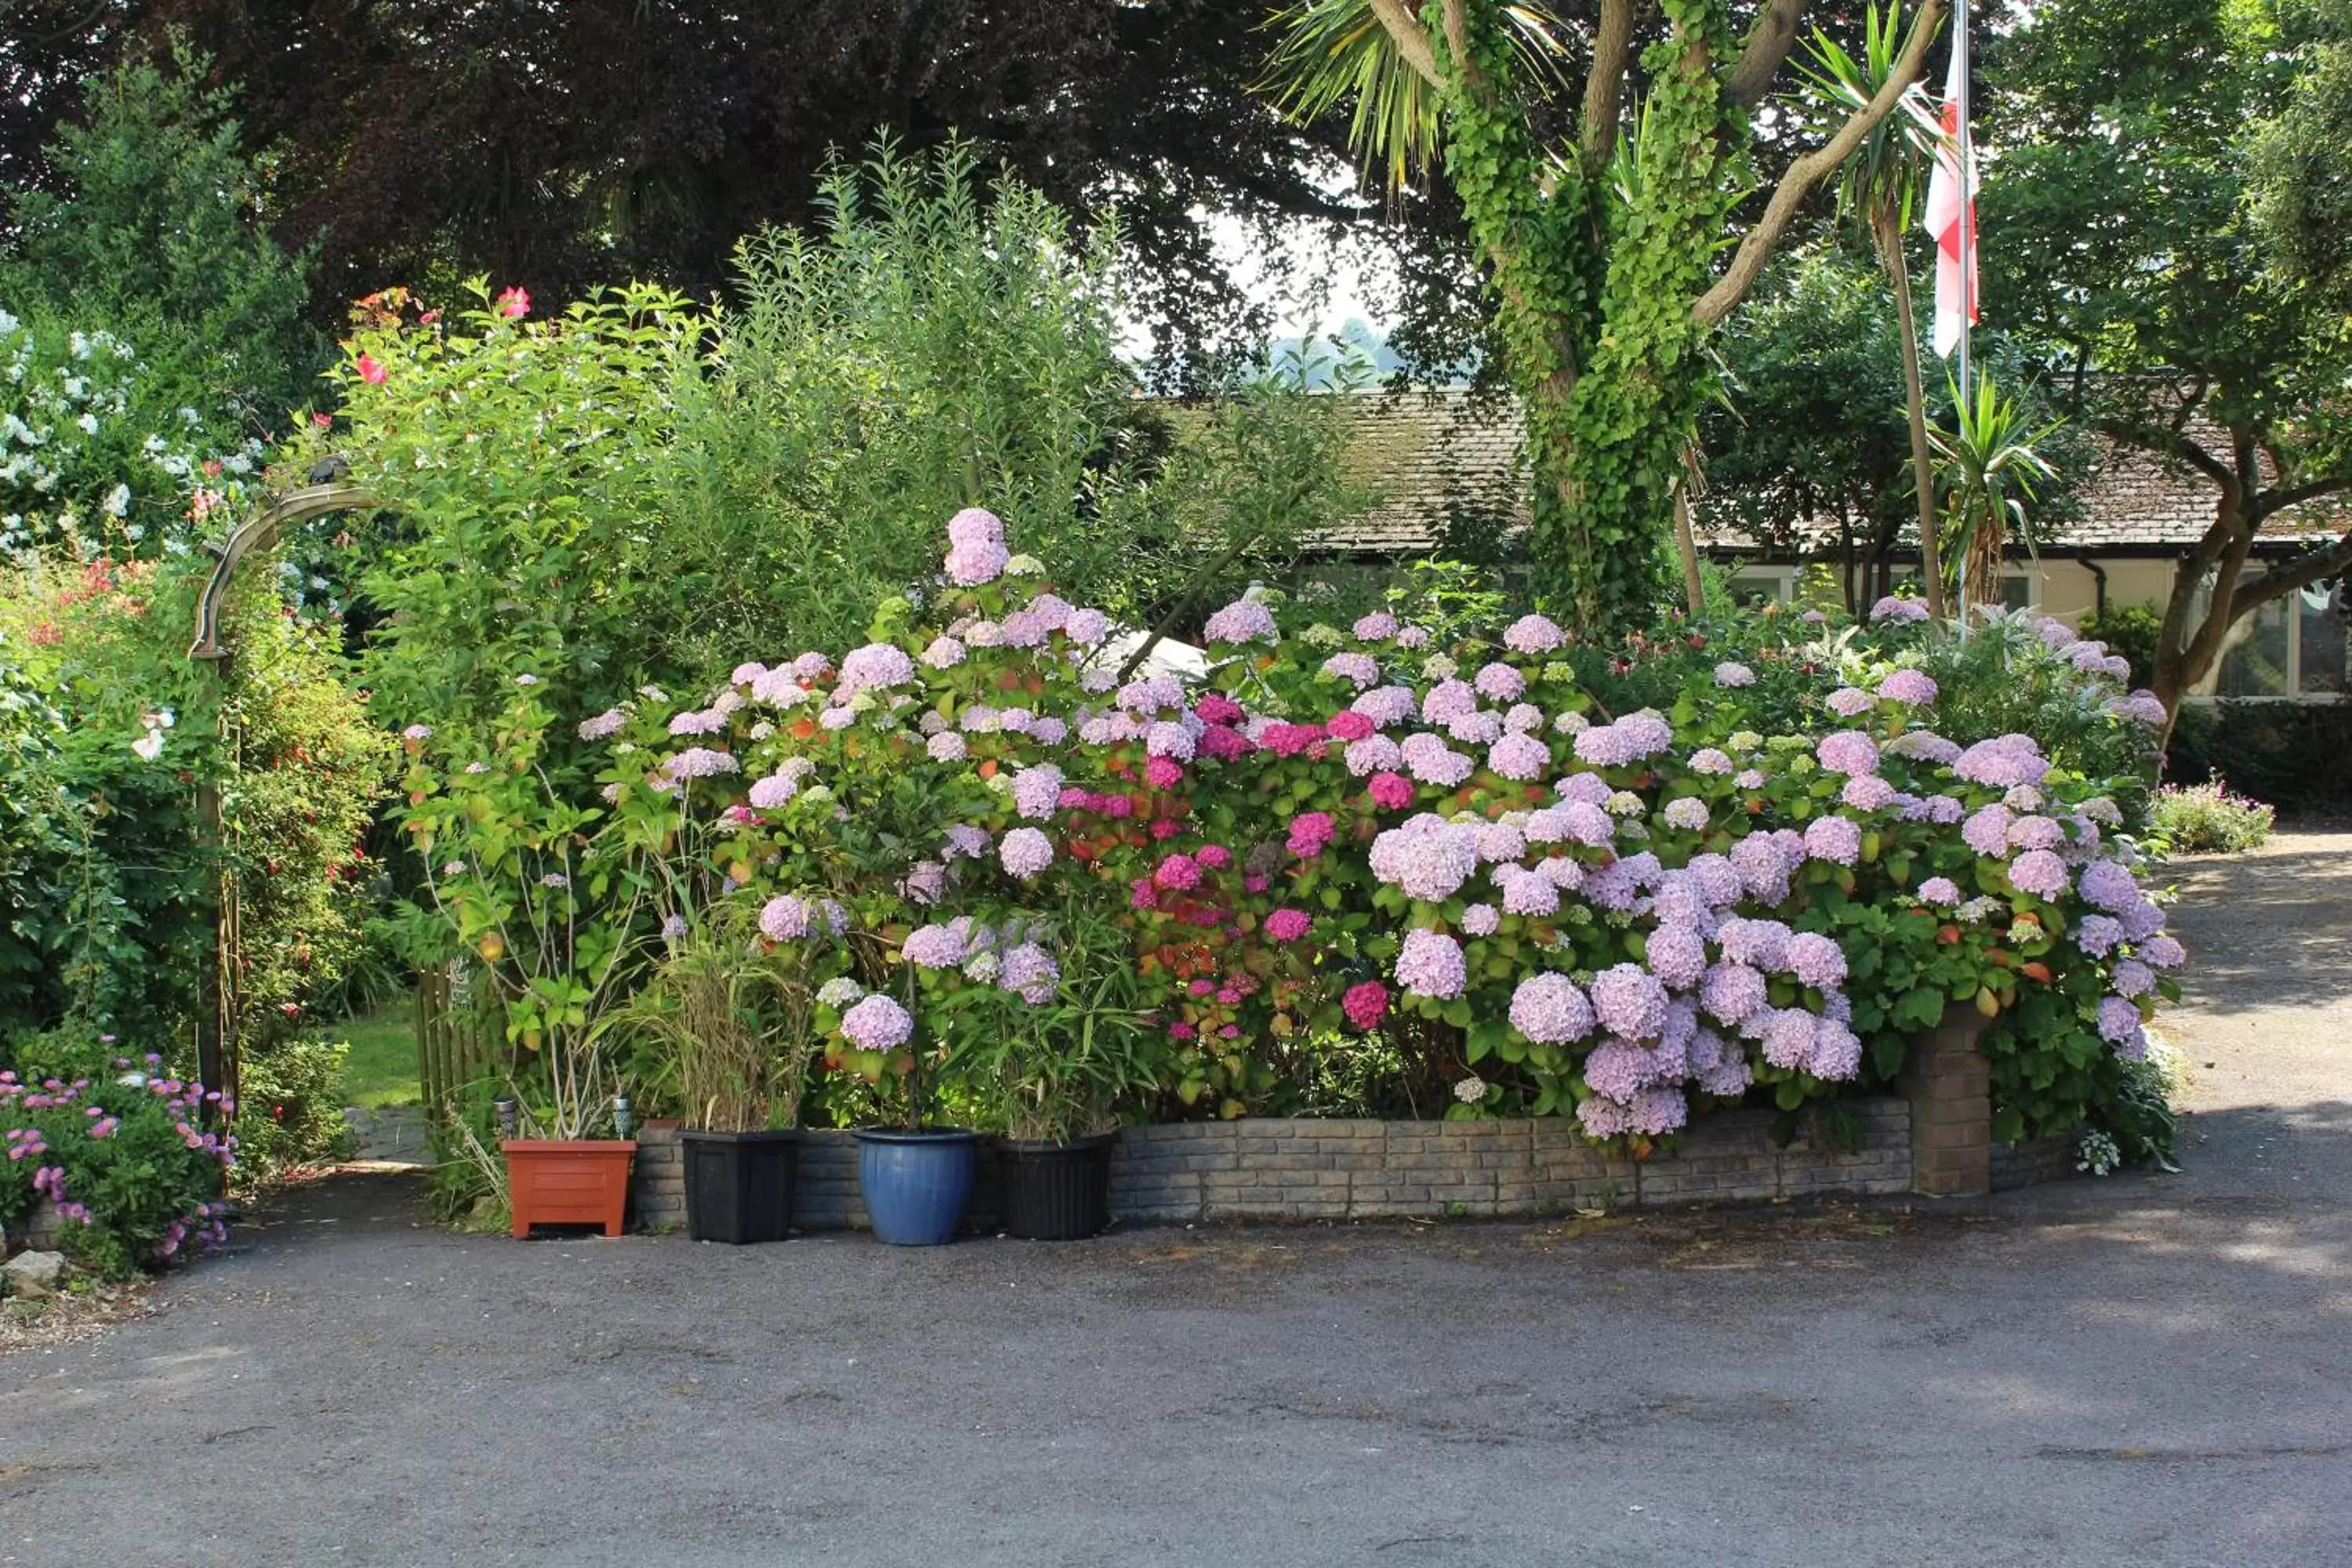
(3, 833, 2347, 1567)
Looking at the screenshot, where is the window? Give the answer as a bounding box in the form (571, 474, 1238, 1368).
(2187, 575, 2347, 700)
(2001, 571, 2036, 612)
(1725, 567, 1795, 606)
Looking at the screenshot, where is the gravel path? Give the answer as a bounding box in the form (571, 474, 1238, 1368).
(2, 835, 2347, 1567)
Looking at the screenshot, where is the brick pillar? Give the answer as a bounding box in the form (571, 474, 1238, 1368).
(1900, 1004, 1992, 1197)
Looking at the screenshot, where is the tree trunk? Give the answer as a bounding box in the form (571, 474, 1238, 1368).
(1671, 467, 1706, 616)
(1875, 208, 1948, 621)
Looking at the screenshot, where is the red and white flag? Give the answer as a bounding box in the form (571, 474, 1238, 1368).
(1922, 42, 1978, 358)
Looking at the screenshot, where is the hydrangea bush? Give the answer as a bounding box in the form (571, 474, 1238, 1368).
(1, 1048, 234, 1278)
(401, 511, 2183, 1158)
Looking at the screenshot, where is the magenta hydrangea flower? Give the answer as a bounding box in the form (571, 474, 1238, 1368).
(1503, 613, 1564, 654)
(1878, 669, 1940, 706)
(1367, 771, 1415, 810)
(840, 993, 915, 1051)
(1264, 908, 1312, 942)
(1287, 811, 1337, 858)
(1508, 973, 1594, 1044)
(1803, 814, 1863, 865)
(999, 827, 1053, 880)
(1152, 853, 1203, 891)
(1396, 928, 1468, 999)
(1817, 731, 1880, 777)
(1341, 980, 1389, 1030)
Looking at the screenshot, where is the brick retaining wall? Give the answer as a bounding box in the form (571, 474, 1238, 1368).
(622, 1004, 2073, 1231)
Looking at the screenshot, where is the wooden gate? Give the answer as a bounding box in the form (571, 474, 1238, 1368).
(414, 966, 500, 1116)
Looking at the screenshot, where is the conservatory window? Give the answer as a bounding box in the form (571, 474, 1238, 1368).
(2187, 575, 2346, 700)
(1726, 567, 1795, 606)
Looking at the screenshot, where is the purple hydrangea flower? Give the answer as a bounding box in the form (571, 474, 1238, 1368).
(1827, 687, 1875, 717)
(1474, 662, 1526, 701)
(1011, 764, 1065, 820)
(1870, 595, 1931, 624)
(2140, 934, 2186, 970)
(2097, 995, 2145, 1046)
(999, 827, 1053, 880)
(1962, 804, 2014, 858)
(1646, 925, 1710, 989)
(1717, 917, 1791, 970)
(1809, 1018, 1863, 1080)
(1842, 775, 1897, 811)
(1761, 1008, 1817, 1069)
(1878, 669, 1939, 705)
(1488, 732, 1550, 781)
(1784, 931, 1848, 989)
(1322, 652, 1381, 689)
(1503, 614, 1564, 654)
(1591, 964, 1670, 1041)
(1001, 943, 1060, 1005)
(1509, 973, 1594, 1044)
(1497, 866, 1562, 916)
(1714, 662, 1756, 688)
(902, 923, 966, 967)
(840, 994, 915, 1050)
(1817, 731, 1880, 778)
(1202, 597, 1279, 644)
(760, 895, 811, 942)
(1917, 876, 1962, 906)
(1396, 928, 1468, 999)
(2077, 859, 2140, 913)
(1700, 962, 1769, 1026)
(1353, 612, 1399, 641)
(838, 643, 916, 693)
(1804, 815, 1863, 866)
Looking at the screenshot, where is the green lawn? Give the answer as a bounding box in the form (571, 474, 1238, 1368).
(330, 997, 420, 1108)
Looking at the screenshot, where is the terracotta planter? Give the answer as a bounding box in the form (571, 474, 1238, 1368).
(503, 1139, 637, 1237)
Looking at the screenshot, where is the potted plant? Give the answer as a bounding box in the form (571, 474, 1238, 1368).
(953, 911, 1157, 1240)
(606, 909, 818, 1243)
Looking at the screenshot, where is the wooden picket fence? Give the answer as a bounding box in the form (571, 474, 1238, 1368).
(414, 966, 502, 1117)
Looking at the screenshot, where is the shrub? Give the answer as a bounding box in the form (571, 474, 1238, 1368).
(2147, 777, 2275, 855)
(0, 1046, 234, 1279)
(230, 1037, 358, 1191)
(313, 143, 1359, 755)
(397, 510, 2185, 1162)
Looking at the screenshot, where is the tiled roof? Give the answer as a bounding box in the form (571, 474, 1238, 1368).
(1215, 388, 2344, 557)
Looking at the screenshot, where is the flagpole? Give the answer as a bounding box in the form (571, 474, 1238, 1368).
(1954, 0, 1972, 415)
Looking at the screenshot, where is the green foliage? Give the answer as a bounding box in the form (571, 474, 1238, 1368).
(2165, 698, 2352, 811)
(2147, 776, 2276, 854)
(2249, 0, 2352, 308)
(1931, 373, 2065, 613)
(321, 144, 1359, 748)
(1, 38, 322, 447)
(1909, 608, 2161, 805)
(230, 1037, 358, 1191)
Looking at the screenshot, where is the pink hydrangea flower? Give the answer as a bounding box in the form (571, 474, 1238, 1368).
(1395, 929, 1468, 998)
(1341, 981, 1390, 1030)
(1264, 908, 1312, 942)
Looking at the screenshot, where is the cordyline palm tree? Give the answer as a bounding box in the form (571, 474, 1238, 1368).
(1802, 3, 1951, 621)
(1932, 372, 2060, 615)
(1260, 0, 1943, 634)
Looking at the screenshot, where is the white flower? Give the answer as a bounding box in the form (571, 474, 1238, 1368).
(131, 729, 165, 760)
(1453, 1075, 1487, 1105)
(102, 484, 130, 518)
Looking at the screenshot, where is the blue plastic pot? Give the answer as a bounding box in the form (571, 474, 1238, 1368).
(854, 1127, 980, 1246)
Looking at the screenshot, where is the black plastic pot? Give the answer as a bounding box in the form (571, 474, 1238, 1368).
(996, 1133, 1115, 1240)
(681, 1129, 802, 1244)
